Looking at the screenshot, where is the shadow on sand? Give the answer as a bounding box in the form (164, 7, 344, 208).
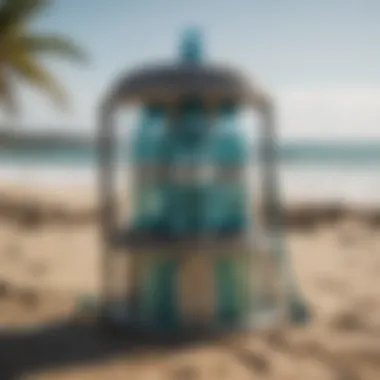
(0, 310, 376, 380)
(0, 318, 209, 379)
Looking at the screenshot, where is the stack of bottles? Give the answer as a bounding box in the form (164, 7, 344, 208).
(130, 101, 250, 238)
(122, 30, 259, 330)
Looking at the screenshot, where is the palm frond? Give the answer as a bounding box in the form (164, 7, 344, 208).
(17, 34, 89, 63)
(0, 0, 48, 33)
(0, 0, 89, 114)
(11, 52, 69, 110)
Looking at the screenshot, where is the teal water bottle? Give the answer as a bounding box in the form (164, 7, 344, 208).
(130, 104, 166, 232)
(209, 103, 250, 234)
(210, 104, 251, 325)
(160, 99, 210, 237)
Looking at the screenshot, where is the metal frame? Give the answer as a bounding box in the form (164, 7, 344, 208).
(97, 89, 282, 314)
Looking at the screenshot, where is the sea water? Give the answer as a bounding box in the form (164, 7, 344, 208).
(2, 142, 380, 206)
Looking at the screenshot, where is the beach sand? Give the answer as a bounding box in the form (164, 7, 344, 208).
(0, 186, 380, 379)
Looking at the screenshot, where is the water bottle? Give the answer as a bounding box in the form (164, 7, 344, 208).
(207, 103, 251, 325)
(130, 104, 166, 233)
(209, 103, 250, 234)
(159, 100, 210, 237)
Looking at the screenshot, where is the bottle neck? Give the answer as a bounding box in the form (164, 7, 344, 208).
(179, 28, 203, 64)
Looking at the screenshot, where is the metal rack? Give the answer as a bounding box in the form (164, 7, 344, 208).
(95, 30, 309, 335)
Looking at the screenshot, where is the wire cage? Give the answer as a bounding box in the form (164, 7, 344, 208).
(96, 29, 309, 336)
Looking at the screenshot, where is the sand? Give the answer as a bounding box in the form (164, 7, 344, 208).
(0, 186, 380, 379)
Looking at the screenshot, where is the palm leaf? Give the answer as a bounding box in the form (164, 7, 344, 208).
(17, 34, 89, 63)
(0, 0, 89, 114)
(11, 52, 69, 109)
(0, 0, 48, 33)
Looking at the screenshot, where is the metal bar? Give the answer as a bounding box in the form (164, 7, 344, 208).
(258, 101, 289, 323)
(260, 101, 282, 232)
(98, 99, 117, 310)
(259, 101, 310, 326)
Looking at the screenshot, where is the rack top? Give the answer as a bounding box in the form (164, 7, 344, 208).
(101, 28, 270, 109)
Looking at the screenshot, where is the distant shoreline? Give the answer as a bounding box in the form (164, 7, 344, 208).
(2, 129, 380, 163)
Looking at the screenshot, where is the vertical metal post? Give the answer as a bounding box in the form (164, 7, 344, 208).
(259, 100, 310, 325)
(258, 99, 289, 321)
(260, 100, 282, 234)
(98, 98, 117, 313)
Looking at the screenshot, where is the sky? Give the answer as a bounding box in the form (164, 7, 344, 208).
(1, 0, 380, 141)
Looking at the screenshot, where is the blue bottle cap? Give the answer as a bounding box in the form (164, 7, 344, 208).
(179, 27, 203, 64)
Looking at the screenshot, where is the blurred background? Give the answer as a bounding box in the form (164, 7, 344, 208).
(1, 1, 380, 379)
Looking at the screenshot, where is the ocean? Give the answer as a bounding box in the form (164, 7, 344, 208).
(1, 142, 380, 205)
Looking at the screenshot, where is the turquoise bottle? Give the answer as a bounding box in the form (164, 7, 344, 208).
(130, 104, 166, 233)
(159, 99, 210, 237)
(206, 103, 251, 326)
(129, 105, 181, 330)
(208, 102, 250, 234)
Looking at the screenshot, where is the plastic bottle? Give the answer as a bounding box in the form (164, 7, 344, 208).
(130, 104, 166, 233)
(159, 99, 211, 237)
(208, 102, 250, 234)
